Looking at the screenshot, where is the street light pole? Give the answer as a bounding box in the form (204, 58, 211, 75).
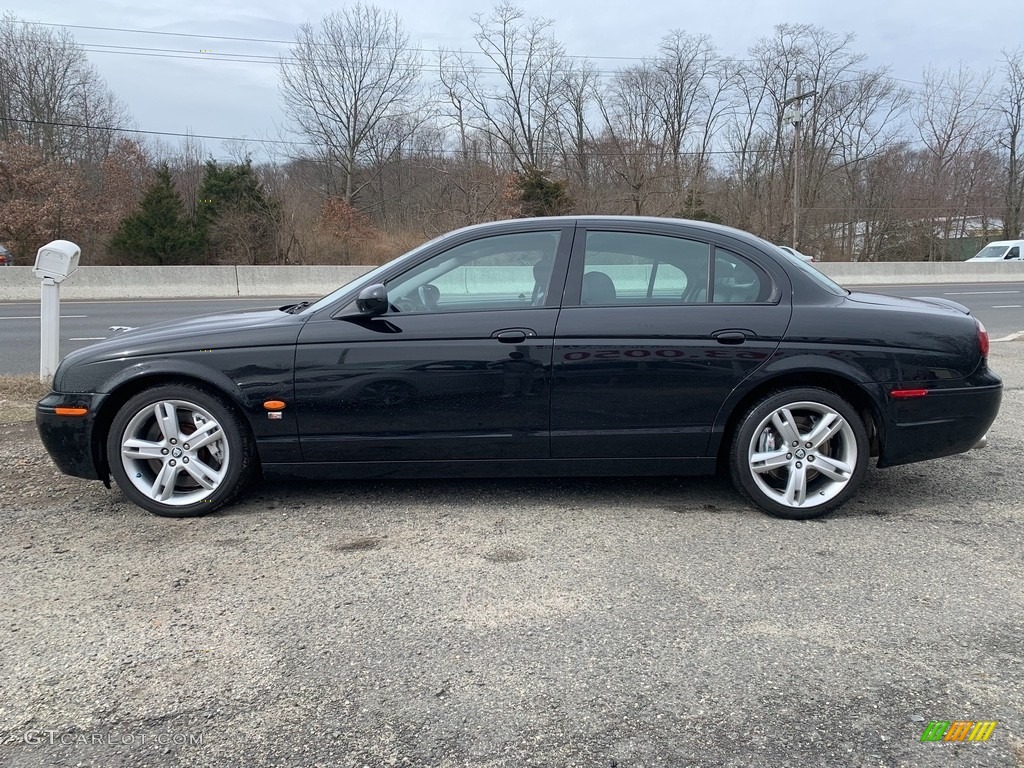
(784, 75, 817, 251)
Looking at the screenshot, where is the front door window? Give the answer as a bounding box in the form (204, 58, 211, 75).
(384, 231, 562, 313)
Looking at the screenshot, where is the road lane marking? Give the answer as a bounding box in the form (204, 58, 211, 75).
(0, 315, 88, 320)
(1, 297, 305, 306)
(70, 337, 106, 341)
(992, 305, 1023, 308)
(993, 330, 1024, 342)
(943, 290, 1021, 295)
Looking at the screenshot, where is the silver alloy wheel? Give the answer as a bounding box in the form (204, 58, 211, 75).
(119, 399, 229, 506)
(746, 400, 857, 509)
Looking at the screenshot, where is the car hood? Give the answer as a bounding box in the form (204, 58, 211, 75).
(115, 307, 292, 338)
(845, 292, 971, 315)
(60, 307, 300, 366)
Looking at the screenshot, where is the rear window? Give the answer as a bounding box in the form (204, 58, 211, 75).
(775, 247, 847, 296)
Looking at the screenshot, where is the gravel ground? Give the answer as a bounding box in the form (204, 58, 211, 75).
(1, 346, 1022, 768)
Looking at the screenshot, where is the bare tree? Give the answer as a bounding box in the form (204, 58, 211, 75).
(0, 14, 128, 164)
(999, 49, 1024, 239)
(0, 139, 88, 257)
(554, 58, 599, 207)
(649, 30, 727, 202)
(913, 65, 995, 257)
(441, 3, 569, 172)
(825, 70, 909, 259)
(596, 64, 671, 215)
(720, 62, 776, 234)
(165, 133, 208, 225)
(837, 143, 913, 261)
(720, 24, 907, 253)
(278, 4, 427, 205)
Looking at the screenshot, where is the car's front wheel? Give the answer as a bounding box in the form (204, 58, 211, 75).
(106, 385, 256, 517)
(729, 387, 869, 519)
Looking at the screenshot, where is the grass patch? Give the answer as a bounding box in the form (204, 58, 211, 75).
(0, 375, 50, 423)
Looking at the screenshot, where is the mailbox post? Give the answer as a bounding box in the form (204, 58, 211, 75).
(33, 240, 81, 381)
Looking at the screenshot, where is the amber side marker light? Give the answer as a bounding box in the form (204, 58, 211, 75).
(890, 389, 929, 399)
(54, 406, 89, 416)
(263, 400, 286, 411)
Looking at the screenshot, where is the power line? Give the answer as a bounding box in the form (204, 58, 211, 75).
(6, 19, 1014, 148)
(2, 117, 305, 146)
(22, 20, 671, 64)
(14, 17, 1015, 107)
(48, 39, 1006, 113)
(63, 43, 1010, 111)
(74, 43, 625, 77)
(3, 116, 992, 166)
(21, 18, 1002, 89)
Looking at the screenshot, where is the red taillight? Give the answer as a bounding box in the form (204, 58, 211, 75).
(890, 389, 929, 399)
(977, 319, 989, 359)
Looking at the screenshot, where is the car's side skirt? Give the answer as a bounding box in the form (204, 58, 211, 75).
(262, 457, 717, 481)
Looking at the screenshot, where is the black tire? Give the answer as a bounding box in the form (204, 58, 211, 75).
(728, 387, 869, 520)
(106, 384, 256, 517)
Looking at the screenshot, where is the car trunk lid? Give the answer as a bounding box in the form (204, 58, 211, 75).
(845, 292, 971, 315)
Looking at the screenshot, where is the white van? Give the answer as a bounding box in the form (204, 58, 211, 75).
(966, 240, 1024, 261)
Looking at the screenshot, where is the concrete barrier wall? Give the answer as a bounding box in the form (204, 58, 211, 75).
(0, 265, 373, 302)
(814, 261, 1024, 285)
(234, 265, 372, 297)
(0, 266, 239, 301)
(3, 260, 1024, 302)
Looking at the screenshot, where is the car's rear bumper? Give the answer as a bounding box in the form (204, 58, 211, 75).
(878, 371, 1002, 467)
(36, 392, 106, 480)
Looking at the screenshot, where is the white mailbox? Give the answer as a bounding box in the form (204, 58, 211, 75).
(33, 239, 81, 283)
(35, 239, 82, 381)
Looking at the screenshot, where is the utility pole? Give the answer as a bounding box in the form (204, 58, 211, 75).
(784, 75, 817, 251)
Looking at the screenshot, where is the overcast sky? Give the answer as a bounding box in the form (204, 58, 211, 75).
(2, 0, 1016, 159)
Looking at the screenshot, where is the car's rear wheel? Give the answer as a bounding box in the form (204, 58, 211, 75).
(106, 385, 255, 517)
(729, 387, 869, 519)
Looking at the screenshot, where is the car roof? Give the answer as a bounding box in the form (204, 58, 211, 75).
(449, 216, 777, 253)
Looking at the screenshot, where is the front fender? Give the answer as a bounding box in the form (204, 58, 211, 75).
(89, 348, 301, 471)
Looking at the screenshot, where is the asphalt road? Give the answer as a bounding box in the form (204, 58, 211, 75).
(0, 297, 303, 376)
(0, 283, 1022, 376)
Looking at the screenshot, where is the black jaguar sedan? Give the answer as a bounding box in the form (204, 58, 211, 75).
(37, 217, 1001, 519)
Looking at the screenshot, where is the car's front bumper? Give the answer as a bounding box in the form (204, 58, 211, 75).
(36, 392, 107, 480)
(878, 370, 1002, 468)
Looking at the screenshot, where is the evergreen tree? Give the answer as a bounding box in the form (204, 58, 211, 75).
(197, 159, 268, 222)
(197, 158, 278, 263)
(679, 190, 722, 224)
(108, 165, 201, 264)
(516, 167, 573, 217)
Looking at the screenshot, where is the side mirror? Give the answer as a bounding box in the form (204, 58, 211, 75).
(355, 284, 389, 316)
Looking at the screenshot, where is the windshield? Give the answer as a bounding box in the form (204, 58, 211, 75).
(970, 245, 1007, 259)
(773, 246, 847, 296)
